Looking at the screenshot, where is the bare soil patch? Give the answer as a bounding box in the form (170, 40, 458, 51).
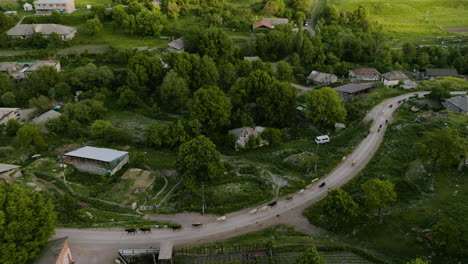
(445, 27, 468, 33)
(121, 169, 154, 193)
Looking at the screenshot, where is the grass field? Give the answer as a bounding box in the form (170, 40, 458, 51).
(329, 0, 468, 38)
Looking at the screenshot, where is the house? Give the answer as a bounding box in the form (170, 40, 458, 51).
(348, 68, 381, 82)
(33, 0, 76, 14)
(34, 237, 74, 264)
(32, 109, 61, 124)
(424, 68, 460, 79)
(0, 108, 21, 125)
(229, 126, 266, 151)
(1, 60, 61, 79)
(0, 62, 20, 75)
(166, 37, 185, 53)
(24, 3, 34, 11)
(401, 79, 418, 89)
(442, 96, 468, 114)
(382, 71, 409, 86)
(64, 146, 129, 175)
(243, 56, 260, 62)
(252, 20, 274, 30)
(306, 70, 338, 85)
(252, 18, 289, 30)
(334, 83, 374, 102)
(7, 24, 77, 40)
(0, 163, 21, 184)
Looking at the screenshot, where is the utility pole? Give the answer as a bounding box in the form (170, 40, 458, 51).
(202, 181, 205, 215)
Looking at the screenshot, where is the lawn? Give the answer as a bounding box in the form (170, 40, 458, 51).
(329, 0, 468, 38)
(304, 104, 468, 263)
(75, 0, 112, 7)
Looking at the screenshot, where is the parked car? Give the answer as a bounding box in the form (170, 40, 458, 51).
(315, 135, 330, 144)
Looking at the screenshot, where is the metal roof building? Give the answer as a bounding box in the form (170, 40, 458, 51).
(64, 146, 129, 175)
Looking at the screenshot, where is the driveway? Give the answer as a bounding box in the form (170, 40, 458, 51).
(55, 92, 430, 263)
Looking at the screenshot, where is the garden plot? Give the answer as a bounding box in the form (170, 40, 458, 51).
(107, 169, 156, 205)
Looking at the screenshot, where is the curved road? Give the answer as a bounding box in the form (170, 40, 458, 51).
(55, 92, 430, 263)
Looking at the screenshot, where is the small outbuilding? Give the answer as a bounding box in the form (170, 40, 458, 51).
(424, 68, 459, 79)
(32, 109, 61, 124)
(243, 56, 260, 62)
(0, 163, 21, 184)
(401, 79, 418, 89)
(333, 83, 375, 102)
(33, 237, 74, 264)
(442, 96, 468, 114)
(166, 37, 185, 53)
(23, 3, 34, 11)
(306, 70, 338, 85)
(0, 108, 21, 125)
(64, 146, 129, 175)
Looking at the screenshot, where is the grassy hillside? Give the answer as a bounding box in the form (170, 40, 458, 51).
(329, 0, 468, 38)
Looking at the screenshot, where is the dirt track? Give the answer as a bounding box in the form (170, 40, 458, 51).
(55, 92, 431, 264)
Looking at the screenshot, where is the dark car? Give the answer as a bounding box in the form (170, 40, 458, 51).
(319, 182, 326, 188)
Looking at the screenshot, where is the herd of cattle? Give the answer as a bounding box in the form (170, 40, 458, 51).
(124, 178, 326, 234)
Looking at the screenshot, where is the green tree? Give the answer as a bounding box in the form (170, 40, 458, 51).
(90, 120, 112, 138)
(428, 84, 450, 102)
(405, 258, 429, 264)
(15, 125, 47, 152)
(23, 66, 61, 96)
(177, 135, 224, 188)
(190, 86, 231, 133)
(5, 119, 22, 136)
(296, 247, 326, 264)
(145, 121, 171, 147)
(50, 10, 62, 24)
(117, 86, 142, 108)
(432, 219, 464, 257)
(305, 87, 346, 127)
(64, 99, 107, 123)
(0, 72, 14, 92)
(0, 11, 15, 33)
(85, 16, 103, 36)
(322, 189, 358, 228)
(276, 61, 294, 82)
(159, 70, 190, 111)
(29, 96, 52, 112)
(0, 182, 56, 264)
(56, 194, 80, 224)
(261, 128, 283, 146)
(263, 0, 285, 16)
(129, 151, 146, 168)
(49, 82, 72, 101)
(1, 91, 16, 106)
(291, 0, 309, 10)
(416, 127, 467, 169)
(361, 179, 397, 217)
(46, 115, 70, 134)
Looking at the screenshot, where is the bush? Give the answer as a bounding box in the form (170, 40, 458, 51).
(5, 119, 21, 136)
(90, 120, 112, 138)
(261, 128, 283, 146)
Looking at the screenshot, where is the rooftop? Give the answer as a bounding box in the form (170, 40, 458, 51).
(445, 96, 468, 112)
(252, 20, 274, 29)
(167, 37, 185, 51)
(244, 56, 260, 61)
(33, 237, 68, 264)
(34, 0, 74, 3)
(307, 70, 338, 83)
(0, 163, 20, 174)
(262, 18, 289, 25)
(32, 109, 61, 124)
(382, 71, 409, 80)
(65, 146, 128, 163)
(334, 83, 374, 94)
(426, 68, 459, 77)
(351, 68, 381, 76)
(7, 24, 76, 36)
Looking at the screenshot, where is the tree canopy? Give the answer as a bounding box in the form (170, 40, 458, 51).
(190, 86, 231, 133)
(0, 183, 56, 264)
(305, 87, 346, 127)
(322, 188, 359, 228)
(176, 135, 224, 189)
(296, 247, 326, 264)
(361, 179, 397, 217)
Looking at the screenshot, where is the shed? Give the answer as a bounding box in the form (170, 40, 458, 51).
(334, 83, 374, 102)
(33, 237, 74, 264)
(307, 70, 338, 85)
(24, 3, 33, 11)
(425, 68, 459, 79)
(229, 126, 266, 151)
(348, 68, 381, 82)
(166, 37, 185, 53)
(64, 146, 129, 175)
(32, 109, 61, 124)
(442, 96, 468, 114)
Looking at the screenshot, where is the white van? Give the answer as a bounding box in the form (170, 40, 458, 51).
(315, 135, 330, 144)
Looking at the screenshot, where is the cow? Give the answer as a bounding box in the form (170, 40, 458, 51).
(319, 182, 326, 188)
(259, 206, 268, 212)
(216, 216, 226, 222)
(268, 201, 277, 207)
(249, 209, 258, 215)
(298, 189, 305, 194)
(125, 228, 136, 234)
(139, 227, 151, 233)
(171, 225, 182, 231)
(192, 223, 203, 228)
(286, 195, 293, 200)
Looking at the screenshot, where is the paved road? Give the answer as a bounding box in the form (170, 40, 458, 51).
(55, 92, 430, 263)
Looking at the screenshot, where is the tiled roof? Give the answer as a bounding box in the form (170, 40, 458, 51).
(351, 68, 381, 76)
(252, 20, 274, 29)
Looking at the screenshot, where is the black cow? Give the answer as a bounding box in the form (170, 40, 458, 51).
(172, 225, 182, 231)
(268, 201, 277, 207)
(140, 227, 151, 233)
(125, 228, 137, 234)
